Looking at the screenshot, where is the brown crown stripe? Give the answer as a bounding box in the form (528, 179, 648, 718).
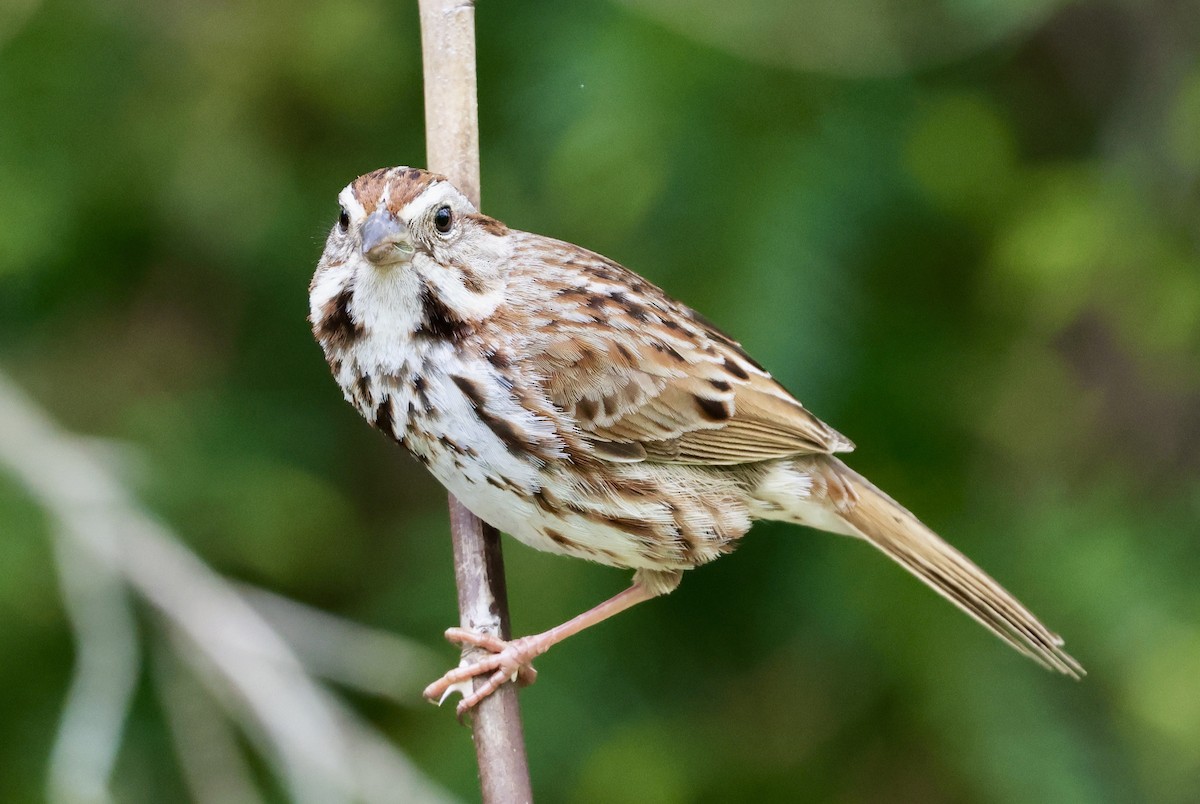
(348, 168, 391, 209)
(351, 167, 445, 214)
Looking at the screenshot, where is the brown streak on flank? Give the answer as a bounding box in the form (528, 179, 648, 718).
(452, 374, 537, 460)
(451, 374, 486, 408)
(544, 528, 571, 547)
(411, 373, 433, 413)
(563, 502, 661, 543)
(531, 489, 560, 514)
(609, 475, 656, 498)
(709, 379, 732, 392)
(317, 287, 364, 349)
(598, 514, 662, 543)
(438, 434, 472, 455)
(374, 398, 395, 440)
(673, 529, 699, 563)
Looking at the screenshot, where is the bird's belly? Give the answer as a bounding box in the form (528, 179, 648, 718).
(427, 458, 653, 570)
(353, 357, 746, 573)
(424, 443, 749, 573)
(382, 371, 609, 563)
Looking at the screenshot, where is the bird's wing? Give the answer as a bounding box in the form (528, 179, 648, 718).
(525, 248, 853, 466)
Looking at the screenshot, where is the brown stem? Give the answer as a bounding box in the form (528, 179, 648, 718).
(417, 1, 534, 801)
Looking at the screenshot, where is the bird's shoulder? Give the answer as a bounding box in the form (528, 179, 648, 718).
(488, 230, 853, 465)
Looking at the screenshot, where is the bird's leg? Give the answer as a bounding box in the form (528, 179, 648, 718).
(424, 570, 678, 716)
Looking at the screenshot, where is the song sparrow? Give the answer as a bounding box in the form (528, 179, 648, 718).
(310, 166, 1083, 714)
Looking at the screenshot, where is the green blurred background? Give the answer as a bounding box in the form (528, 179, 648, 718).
(2, 0, 1199, 801)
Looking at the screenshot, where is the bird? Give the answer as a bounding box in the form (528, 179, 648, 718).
(309, 166, 1083, 715)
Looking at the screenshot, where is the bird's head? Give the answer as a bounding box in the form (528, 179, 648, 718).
(311, 167, 513, 351)
(327, 166, 509, 269)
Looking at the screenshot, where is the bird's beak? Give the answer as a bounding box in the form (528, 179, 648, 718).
(360, 210, 414, 265)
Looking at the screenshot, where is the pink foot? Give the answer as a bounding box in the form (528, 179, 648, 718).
(423, 627, 542, 717)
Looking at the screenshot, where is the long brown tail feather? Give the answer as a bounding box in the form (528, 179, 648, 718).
(828, 461, 1084, 678)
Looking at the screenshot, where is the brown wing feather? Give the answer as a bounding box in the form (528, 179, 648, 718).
(522, 239, 853, 466)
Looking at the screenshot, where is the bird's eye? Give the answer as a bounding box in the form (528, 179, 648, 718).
(433, 205, 453, 234)
(337, 208, 350, 231)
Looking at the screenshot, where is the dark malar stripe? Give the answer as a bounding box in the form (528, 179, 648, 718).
(415, 280, 473, 342)
(317, 286, 364, 349)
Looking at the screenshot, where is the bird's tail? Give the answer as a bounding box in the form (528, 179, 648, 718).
(802, 458, 1084, 678)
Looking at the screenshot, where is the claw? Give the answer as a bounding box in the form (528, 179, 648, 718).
(436, 680, 474, 707)
(426, 584, 658, 716)
(423, 627, 545, 715)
